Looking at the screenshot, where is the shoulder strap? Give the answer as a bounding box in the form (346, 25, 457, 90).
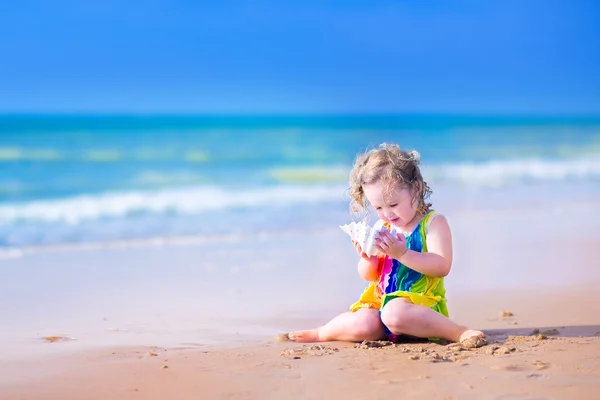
(418, 210, 438, 252)
(424, 210, 439, 233)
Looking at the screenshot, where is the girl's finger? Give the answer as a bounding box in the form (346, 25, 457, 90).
(378, 245, 389, 254)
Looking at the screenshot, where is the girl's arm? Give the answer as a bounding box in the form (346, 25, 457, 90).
(398, 215, 453, 277)
(353, 241, 380, 281)
(357, 257, 379, 281)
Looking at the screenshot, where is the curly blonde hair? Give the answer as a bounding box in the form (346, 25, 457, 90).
(348, 143, 432, 216)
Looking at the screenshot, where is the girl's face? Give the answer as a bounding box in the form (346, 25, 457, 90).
(363, 181, 418, 229)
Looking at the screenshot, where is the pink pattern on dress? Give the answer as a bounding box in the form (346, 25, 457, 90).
(377, 255, 393, 294)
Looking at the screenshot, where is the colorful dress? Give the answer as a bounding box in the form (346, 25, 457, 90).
(349, 210, 449, 340)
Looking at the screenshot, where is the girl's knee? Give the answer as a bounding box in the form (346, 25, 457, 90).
(352, 309, 384, 339)
(380, 300, 413, 332)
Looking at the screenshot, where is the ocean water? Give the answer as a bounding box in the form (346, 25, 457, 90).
(1, 114, 599, 251)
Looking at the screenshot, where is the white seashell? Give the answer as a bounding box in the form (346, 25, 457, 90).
(339, 221, 398, 257)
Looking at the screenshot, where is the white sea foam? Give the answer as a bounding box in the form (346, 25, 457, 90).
(424, 156, 600, 187)
(1, 156, 599, 226)
(0, 184, 348, 225)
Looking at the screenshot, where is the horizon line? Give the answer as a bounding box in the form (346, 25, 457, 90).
(2, 111, 600, 119)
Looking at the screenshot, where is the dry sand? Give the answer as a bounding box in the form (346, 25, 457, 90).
(2, 202, 600, 399)
(3, 285, 600, 399)
(3, 326, 600, 399)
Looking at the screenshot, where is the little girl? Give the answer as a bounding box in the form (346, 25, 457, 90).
(288, 143, 487, 348)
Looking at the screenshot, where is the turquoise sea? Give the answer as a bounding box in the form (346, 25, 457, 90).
(1, 114, 599, 249)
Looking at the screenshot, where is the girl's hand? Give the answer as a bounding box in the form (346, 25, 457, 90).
(353, 241, 379, 264)
(376, 230, 408, 260)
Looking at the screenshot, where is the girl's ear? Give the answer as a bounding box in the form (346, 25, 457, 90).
(410, 188, 419, 210)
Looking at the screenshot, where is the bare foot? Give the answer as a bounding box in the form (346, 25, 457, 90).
(287, 329, 321, 343)
(459, 329, 487, 348)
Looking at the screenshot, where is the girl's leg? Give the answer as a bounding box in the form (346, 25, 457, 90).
(288, 308, 385, 343)
(380, 298, 486, 348)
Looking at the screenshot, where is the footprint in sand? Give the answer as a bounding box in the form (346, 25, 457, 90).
(495, 364, 526, 372)
(493, 360, 552, 372)
(531, 360, 551, 370)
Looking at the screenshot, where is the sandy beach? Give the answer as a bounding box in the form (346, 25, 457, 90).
(3, 316, 600, 400)
(2, 285, 600, 400)
(2, 0, 599, 397)
(2, 185, 600, 400)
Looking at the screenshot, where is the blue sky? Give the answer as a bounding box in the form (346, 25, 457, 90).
(0, 0, 598, 114)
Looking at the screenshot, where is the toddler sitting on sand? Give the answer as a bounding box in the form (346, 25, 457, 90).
(288, 143, 487, 348)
